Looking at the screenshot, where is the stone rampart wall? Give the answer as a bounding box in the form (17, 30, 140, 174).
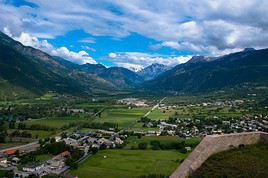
(170, 132, 268, 178)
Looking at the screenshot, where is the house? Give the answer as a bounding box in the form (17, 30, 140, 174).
(11, 157, 20, 165)
(47, 159, 65, 170)
(63, 138, 79, 147)
(5, 148, 17, 155)
(53, 151, 71, 160)
(97, 138, 115, 148)
(98, 130, 116, 136)
(0, 158, 8, 168)
(23, 164, 44, 173)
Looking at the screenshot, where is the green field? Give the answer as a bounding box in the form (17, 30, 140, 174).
(95, 108, 148, 129)
(168, 105, 244, 119)
(129, 122, 159, 131)
(147, 109, 173, 120)
(24, 116, 89, 129)
(124, 136, 201, 149)
(70, 149, 186, 178)
(192, 144, 268, 178)
(7, 129, 54, 139)
(36, 154, 53, 162)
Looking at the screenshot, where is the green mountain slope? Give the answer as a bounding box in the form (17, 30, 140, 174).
(144, 48, 268, 93)
(0, 32, 115, 98)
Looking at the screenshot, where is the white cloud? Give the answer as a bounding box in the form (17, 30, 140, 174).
(3, 27, 12, 37)
(1, 0, 268, 58)
(105, 52, 191, 71)
(79, 37, 96, 44)
(108, 52, 117, 58)
(51, 47, 96, 64)
(115, 63, 143, 72)
(6, 29, 96, 65)
(81, 45, 96, 52)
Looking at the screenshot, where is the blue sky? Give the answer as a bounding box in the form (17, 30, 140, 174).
(1, 0, 268, 71)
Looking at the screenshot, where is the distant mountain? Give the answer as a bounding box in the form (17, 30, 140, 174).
(79, 64, 143, 88)
(80, 63, 107, 75)
(0, 31, 115, 98)
(138, 63, 169, 81)
(144, 48, 268, 92)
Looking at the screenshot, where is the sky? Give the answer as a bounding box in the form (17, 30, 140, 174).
(1, 0, 268, 71)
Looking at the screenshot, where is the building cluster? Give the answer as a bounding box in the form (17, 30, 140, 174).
(0, 129, 124, 178)
(166, 116, 268, 138)
(117, 98, 148, 107)
(62, 130, 124, 151)
(0, 148, 70, 177)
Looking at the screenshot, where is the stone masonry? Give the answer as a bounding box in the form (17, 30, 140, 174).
(170, 132, 268, 178)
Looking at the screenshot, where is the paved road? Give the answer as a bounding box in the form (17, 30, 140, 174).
(121, 97, 167, 131)
(143, 97, 166, 117)
(90, 107, 106, 120)
(0, 141, 39, 153)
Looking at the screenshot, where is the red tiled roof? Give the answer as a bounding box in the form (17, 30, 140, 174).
(5, 149, 17, 155)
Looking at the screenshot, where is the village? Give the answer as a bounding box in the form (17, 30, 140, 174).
(0, 129, 125, 178)
(1, 96, 268, 178)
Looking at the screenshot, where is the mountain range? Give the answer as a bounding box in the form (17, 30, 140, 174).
(0, 30, 268, 98)
(144, 48, 268, 92)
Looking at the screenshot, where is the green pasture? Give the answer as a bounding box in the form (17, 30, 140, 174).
(24, 116, 89, 129)
(147, 109, 174, 120)
(95, 108, 148, 129)
(124, 136, 201, 149)
(70, 149, 186, 178)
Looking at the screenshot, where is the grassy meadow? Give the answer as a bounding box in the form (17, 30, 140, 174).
(95, 108, 148, 129)
(70, 149, 186, 178)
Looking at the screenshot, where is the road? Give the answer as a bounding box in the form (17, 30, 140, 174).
(121, 96, 167, 131)
(143, 97, 166, 117)
(0, 141, 39, 153)
(90, 107, 106, 120)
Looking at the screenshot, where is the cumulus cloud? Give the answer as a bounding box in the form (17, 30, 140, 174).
(105, 52, 191, 71)
(6, 29, 96, 64)
(108, 52, 117, 58)
(1, 0, 268, 61)
(51, 47, 96, 64)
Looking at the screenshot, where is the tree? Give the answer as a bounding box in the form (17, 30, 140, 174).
(150, 140, 160, 150)
(61, 132, 67, 139)
(0, 130, 7, 143)
(138, 142, 148, 150)
(50, 137, 56, 143)
(8, 121, 15, 129)
(66, 158, 78, 170)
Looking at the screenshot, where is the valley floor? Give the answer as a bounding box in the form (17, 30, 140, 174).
(69, 149, 186, 178)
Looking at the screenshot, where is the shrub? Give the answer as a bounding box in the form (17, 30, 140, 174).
(138, 142, 148, 150)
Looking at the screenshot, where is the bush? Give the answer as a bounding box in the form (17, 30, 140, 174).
(150, 140, 160, 150)
(138, 142, 148, 150)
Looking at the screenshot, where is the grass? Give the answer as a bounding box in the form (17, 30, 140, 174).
(129, 122, 159, 132)
(168, 105, 244, 119)
(24, 116, 89, 129)
(27, 130, 55, 139)
(192, 144, 268, 178)
(0, 142, 26, 149)
(70, 149, 186, 178)
(124, 136, 201, 149)
(36, 154, 53, 162)
(95, 108, 148, 129)
(7, 129, 54, 139)
(147, 109, 173, 120)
